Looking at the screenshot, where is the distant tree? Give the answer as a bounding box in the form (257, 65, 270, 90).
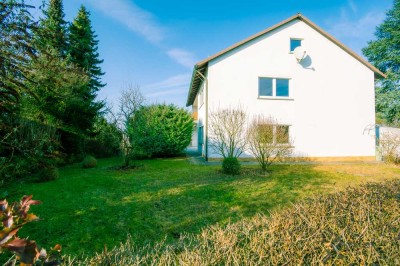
(363, 0, 400, 125)
(36, 0, 67, 56)
(247, 115, 293, 172)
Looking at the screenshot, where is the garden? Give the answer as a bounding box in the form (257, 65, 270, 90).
(2, 157, 400, 264)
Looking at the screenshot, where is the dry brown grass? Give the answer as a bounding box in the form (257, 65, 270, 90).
(67, 179, 400, 265)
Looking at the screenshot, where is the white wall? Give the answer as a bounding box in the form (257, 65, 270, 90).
(195, 82, 207, 155)
(206, 20, 376, 158)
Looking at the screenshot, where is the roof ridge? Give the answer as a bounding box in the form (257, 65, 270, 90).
(186, 13, 385, 106)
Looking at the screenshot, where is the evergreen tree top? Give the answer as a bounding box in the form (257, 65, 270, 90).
(38, 0, 67, 56)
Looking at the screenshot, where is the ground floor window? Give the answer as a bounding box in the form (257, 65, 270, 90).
(258, 124, 290, 145)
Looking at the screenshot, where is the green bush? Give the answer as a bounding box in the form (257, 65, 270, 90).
(222, 157, 241, 175)
(82, 156, 97, 169)
(128, 104, 194, 158)
(73, 180, 400, 265)
(37, 165, 59, 182)
(85, 117, 121, 158)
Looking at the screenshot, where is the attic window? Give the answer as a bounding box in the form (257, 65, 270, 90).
(290, 38, 302, 52)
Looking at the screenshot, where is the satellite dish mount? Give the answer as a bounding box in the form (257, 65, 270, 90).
(294, 46, 307, 63)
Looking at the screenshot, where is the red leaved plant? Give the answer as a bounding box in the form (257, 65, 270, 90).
(0, 196, 61, 266)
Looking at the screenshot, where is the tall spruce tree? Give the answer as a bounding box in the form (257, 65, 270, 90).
(36, 0, 67, 56)
(67, 5, 105, 137)
(69, 5, 105, 94)
(0, 0, 35, 115)
(363, 0, 400, 125)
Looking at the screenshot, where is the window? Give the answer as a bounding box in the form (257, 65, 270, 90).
(276, 79, 289, 97)
(257, 124, 290, 145)
(259, 78, 273, 96)
(290, 38, 302, 52)
(257, 124, 274, 144)
(276, 125, 289, 144)
(259, 77, 290, 98)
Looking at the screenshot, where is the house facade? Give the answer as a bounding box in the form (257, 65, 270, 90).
(186, 14, 385, 161)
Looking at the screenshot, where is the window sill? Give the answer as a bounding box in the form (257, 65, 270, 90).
(257, 97, 294, 101)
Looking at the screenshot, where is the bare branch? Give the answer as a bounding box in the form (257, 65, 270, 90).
(247, 115, 293, 171)
(209, 106, 247, 159)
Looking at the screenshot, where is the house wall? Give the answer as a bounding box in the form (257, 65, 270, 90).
(206, 20, 376, 159)
(195, 81, 207, 155)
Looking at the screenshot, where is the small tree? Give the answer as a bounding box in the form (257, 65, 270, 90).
(378, 131, 400, 164)
(114, 85, 144, 167)
(247, 115, 293, 172)
(208, 106, 247, 159)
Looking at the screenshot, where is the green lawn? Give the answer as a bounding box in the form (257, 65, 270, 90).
(3, 157, 400, 257)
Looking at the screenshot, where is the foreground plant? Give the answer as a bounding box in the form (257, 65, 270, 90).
(0, 195, 61, 265)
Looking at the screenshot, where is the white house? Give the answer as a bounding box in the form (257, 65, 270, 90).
(186, 14, 385, 161)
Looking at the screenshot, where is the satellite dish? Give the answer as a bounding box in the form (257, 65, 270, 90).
(294, 46, 307, 62)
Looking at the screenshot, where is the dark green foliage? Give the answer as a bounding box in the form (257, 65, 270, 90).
(1, 0, 106, 180)
(84, 117, 121, 158)
(129, 104, 194, 158)
(0, 118, 59, 183)
(222, 157, 241, 175)
(363, 0, 400, 125)
(37, 164, 59, 182)
(82, 155, 97, 169)
(36, 0, 67, 56)
(0, 0, 35, 116)
(66, 5, 105, 138)
(68, 5, 105, 94)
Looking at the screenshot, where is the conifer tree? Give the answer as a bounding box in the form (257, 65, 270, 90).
(68, 5, 105, 94)
(37, 0, 67, 56)
(67, 5, 105, 136)
(363, 0, 400, 125)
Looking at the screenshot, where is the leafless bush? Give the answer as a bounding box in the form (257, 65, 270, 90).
(108, 84, 144, 167)
(208, 106, 247, 158)
(379, 132, 400, 164)
(247, 115, 293, 171)
(69, 179, 400, 265)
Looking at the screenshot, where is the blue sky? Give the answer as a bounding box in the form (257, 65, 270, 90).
(29, 0, 393, 108)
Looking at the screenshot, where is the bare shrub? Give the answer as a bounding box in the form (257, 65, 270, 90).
(208, 106, 247, 159)
(247, 115, 293, 171)
(379, 132, 400, 164)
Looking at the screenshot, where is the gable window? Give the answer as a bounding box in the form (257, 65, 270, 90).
(290, 38, 302, 52)
(259, 77, 290, 98)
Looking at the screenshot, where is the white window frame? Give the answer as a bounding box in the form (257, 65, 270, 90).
(258, 77, 292, 100)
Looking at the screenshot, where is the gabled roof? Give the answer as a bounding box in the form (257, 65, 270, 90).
(186, 13, 386, 107)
